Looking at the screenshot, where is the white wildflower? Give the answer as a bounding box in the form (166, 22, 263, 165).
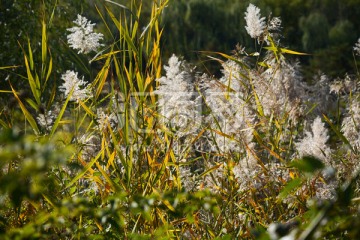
(354, 38, 360, 56)
(268, 222, 298, 240)
(96, 109, 118, 131)
(244, 4, 266, 39)
(232, 160, 259, 191)
(199, 59, 256, 154)
(219, 59, 249, 93)
(203, 89, 254, 153)
(295, 117, 332, 164)
(342, 96, 360, 148)
(268, 17, 282, 31)
(329, 76, 356, 95)
(78, 133, 100, 161)
(155, 54, 201, 138)
(258, 57, 306, 122)
(315, 180, 337, 201)
(37, 110, 55, 131)
(179, 165, 198, 192)
(67, 14, 104, 54)
(59, 70, 91, 102)
(308, 74, 335, 116)
(329, 80, 344, 95)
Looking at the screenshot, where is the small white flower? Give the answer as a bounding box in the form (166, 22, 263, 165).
(244, 4, 266, 39)
(354, 38, 360, 56)
(342, 96, 360, 148)
(268, 17, 282, 31)
(67, 14, 104, 54)
(295, 117, 332, 164)
(37, 110, 54, 131)
(78, 133, 100, 161)
(155, 54, 201, 137)
(96, 109, 118, 131)
(59, 70, 91, 102)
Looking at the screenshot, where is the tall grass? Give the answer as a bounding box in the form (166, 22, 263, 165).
(1, 1, 360, 239)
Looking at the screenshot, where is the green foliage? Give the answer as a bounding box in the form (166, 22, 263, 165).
(299, 12, 329, 52)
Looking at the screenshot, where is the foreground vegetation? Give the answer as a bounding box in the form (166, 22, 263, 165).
(1, 0, 360, 239)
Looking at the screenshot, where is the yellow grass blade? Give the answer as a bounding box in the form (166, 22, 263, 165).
(78, 100, 96, 117)
(24, 53, 40, 105)
(65, 150, 102, 189)
(41, 20, 47, 65)
(0, 65, 18, 70)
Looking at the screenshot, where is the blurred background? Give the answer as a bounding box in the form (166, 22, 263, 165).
(1, 0, 360, 85)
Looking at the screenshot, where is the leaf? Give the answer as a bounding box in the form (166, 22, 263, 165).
(65, 151, 102, 189)
(278, 178, 303, 201)
(290, 156, 325, 173)
(28, 39, 34, 70)
(24, 52, 40, 105)
(78, 100, 96, 117)
(279, 48, 310, 56)
(94, 55, 111, 99)
(10, 85, 39, 134)
(198, 164, 223, 178)
(263, 47, 310, 56)
(49, 87, 74, 137)
(257, 61, 271, 68)
(323, 114, 355, 153)
(41, 20, 47, 64)
(162, 199, 175, 212)
(44, 54, 52, 89)
(25, 98, 39, 111)
(0, 65, 18, 70)
(95, 161, 121, 192)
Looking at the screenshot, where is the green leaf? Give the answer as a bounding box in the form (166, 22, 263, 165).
(24, 53, 40, 105)
(257, 61, 270, 68)
(278, 178, 303, 201)
(323, 114, 355, 153)
(291, 156, 325, 173)
(11, 85, 39, 134)
(49, 87, 74, 137)
(65, 151, 102, 189)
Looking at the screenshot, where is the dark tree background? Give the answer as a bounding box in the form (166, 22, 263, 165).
(1, 0, 360, 88)
(161, 0, 360, 79)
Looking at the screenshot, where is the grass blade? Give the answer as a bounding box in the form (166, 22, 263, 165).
(10, 84, 39, 134)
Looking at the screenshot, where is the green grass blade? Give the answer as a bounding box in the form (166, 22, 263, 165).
(28, 39, 34, 70)
(24, 54, 40, 105)
(323, 114, 355, 153)
(65, 151, 102, 189)
(10, 85, 39, 134)
(49, 87, 75, 137)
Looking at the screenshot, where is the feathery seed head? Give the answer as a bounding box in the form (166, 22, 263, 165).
(67, 15, 104, 54)
(59, 70, 91, 102)
(244, 4, 266, 39)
